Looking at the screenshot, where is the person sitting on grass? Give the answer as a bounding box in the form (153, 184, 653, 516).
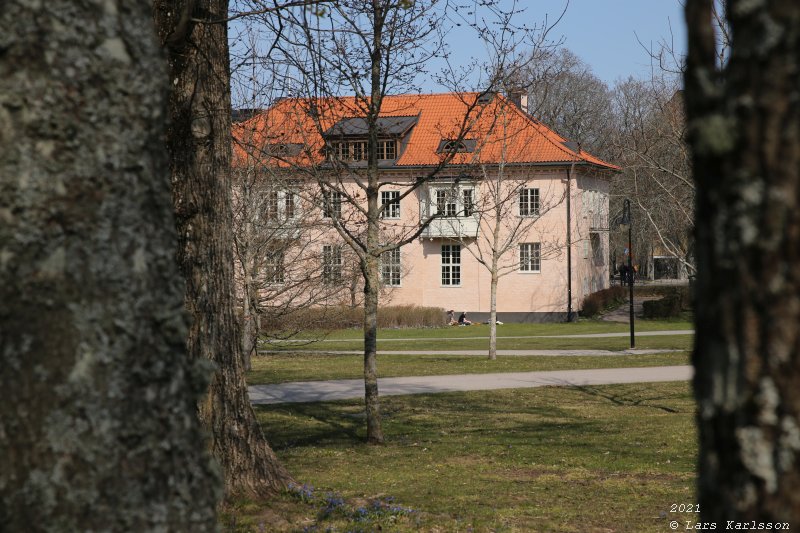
(458, 311, 472, 326)
(446, 310, 457, 325)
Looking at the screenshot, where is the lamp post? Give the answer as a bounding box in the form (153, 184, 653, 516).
(619, 199, 635, 349)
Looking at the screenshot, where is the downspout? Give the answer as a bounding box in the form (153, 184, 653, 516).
(566, 164, 573, 322)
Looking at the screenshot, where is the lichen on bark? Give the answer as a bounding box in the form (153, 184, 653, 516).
(0, 1, 220, 530)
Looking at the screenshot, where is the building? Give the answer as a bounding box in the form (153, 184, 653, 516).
(233, 92, 618, 322)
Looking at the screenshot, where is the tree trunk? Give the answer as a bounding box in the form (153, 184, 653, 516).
(0, 1, 219, 529)
(686, 0, 800, 523)
(362, 254, 384, 444)
(489, 270, 499, 360)
(241, 272, 254, 372)
(153, 0, 292, 495)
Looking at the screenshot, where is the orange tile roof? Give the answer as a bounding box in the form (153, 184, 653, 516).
(233, 93, 619, 170)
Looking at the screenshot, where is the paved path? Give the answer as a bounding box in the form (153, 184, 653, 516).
(261, 348, 677, 357)
(249, 365, 693, 405)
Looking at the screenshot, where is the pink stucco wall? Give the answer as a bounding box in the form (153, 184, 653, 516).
(338, 167, 610, 315)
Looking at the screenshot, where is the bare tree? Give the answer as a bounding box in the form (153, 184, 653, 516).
(231, 152, 359, 367)
(453, 101, 566, 359)
(525, 48, 615, 158)
(153, 0, 292, 495)
(236, 0, 559, 444)
(0, 1, 218, 530)
(686, 0, 800, 524)
(611, 76, 695, 278)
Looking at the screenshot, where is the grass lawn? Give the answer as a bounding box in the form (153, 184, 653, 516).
(223, 382, 698, 532)
(249, 320, 692, 385)
(263, 320, 694, 353)
(247, 351, 690, 385)
(275, 334, 694, 353)
(275, 318, 694, 342)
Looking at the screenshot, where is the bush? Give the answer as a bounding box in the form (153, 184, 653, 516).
(642, 293, 682, 318)
(580, 286, 627, 318)
(261, 304, 447, 333)
(635, 286, 693, 312)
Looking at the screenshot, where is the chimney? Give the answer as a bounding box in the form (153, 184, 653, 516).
(508, 90, 528, 114)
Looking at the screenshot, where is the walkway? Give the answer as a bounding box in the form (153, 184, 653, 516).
(261, 348, 676, 357)
(249, 365, 693, 405)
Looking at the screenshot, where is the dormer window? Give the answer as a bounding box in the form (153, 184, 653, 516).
(476, 92, 496, 105)
(438, 139, 476, 153)
(377, 140, 396, 160)
(330, 140, 396, 161)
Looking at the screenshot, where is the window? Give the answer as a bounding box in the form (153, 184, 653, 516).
(437, 139, 475, 153)
(381, 248, 401, 286)
(381, 190, 400, 219)
(331, 141, 368, 161)
(441, 244, 461, 286)
(519, 188, 540, 217)
(377, 140, 397, 160)
(285, 191, 295, 219)
(322, 245, 342, 284)
(323, 190, 342, 219)
(436, 190, 457, 217)
(462, 189, 474, 217)
(264, 248, 285, 284)
(263, 190, 295, 221)
(433, 187, 474, 217)
(350, 141, 366, 161)
(590, 232, 604, 266)
(519, 243, 541, 272)
(265, 191, 280, 221)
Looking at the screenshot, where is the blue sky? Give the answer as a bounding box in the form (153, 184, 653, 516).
(430, 0, 687, 89)
(555, 0, 686, 83)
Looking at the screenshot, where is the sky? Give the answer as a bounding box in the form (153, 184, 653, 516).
(554, 0, 686, 83)
(430, 0, 687, 90)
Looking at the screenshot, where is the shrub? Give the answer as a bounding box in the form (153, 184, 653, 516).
(261, 304, 447, 333)
(580, 286, 627, 317)
(642, 293, 682, 318)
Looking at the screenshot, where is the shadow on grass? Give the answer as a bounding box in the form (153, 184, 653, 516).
(567, 383, 683, 413)
(256, 390, 599, 451)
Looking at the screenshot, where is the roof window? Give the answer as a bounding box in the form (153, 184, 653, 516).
(437, 139, 476, 153)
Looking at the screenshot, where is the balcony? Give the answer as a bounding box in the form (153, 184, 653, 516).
(420, 216, 479, 239)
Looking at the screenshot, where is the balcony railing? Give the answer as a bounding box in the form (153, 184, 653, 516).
(420, 216, 479, 238)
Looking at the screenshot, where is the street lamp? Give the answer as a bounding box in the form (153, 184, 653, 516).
(618, 199, 635, 349)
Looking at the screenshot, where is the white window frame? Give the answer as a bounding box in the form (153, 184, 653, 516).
(263, 190, 297, 222)
(519, 188, 540, 217)
(441, 244, 461, 286)
(519, 242, 541, 273)
(323, 190, 342, 219)
(381, 247, 402, 286)
(322, 245, 343, 284)
(264, 248, 285, 284)
(431, 185, 475, 218)
(381, 190, 401, 219)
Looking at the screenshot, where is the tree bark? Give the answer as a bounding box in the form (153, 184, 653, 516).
(489, 269, 499, 360)
(686, 0, 800, 523)
(362, 254, 384, 444)
(153, 0, 293, 494)
(0, 1, 219, 530)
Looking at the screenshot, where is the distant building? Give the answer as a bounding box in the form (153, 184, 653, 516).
(233, 93, 618, 321)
